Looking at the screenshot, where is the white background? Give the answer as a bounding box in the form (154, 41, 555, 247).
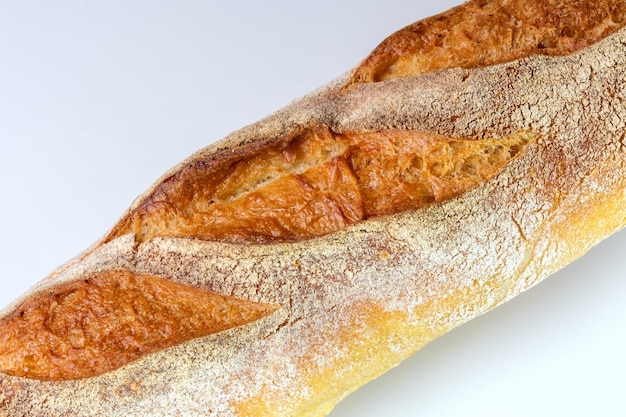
(0, 2, 624, 416)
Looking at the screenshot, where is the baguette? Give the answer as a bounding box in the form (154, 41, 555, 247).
(1, 1, 626, 416)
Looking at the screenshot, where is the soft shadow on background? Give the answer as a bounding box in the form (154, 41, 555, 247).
(0, 2, 624, 416)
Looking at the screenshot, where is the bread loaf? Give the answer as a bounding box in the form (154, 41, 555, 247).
(1, 1, 625, 416)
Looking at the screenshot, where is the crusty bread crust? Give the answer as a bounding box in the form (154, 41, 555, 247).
(1, 1, 625, 416)
(352, 0, 626, 82)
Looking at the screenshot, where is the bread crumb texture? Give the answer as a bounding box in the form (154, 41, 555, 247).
(351, 0, 626, 82)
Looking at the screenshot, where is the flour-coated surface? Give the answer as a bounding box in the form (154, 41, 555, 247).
(0, 2, 625, 416)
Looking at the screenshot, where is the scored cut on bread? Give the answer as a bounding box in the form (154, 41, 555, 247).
(1, 1, 625, 416)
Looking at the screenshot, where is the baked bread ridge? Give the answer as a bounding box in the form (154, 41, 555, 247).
(1, 4, 626, 417)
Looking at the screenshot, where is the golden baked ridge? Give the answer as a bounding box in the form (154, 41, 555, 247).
(107, 127, 533, 244)
(0, 270, 277, 381)
(352, 0, 626, 82)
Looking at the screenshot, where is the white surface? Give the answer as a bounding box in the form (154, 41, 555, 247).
(0, 2, 624, 416)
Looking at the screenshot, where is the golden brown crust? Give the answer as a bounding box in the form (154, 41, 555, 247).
(0, 270, 277, 381)
(351, 0, 626, 83)
(106, 127, 533, 244)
